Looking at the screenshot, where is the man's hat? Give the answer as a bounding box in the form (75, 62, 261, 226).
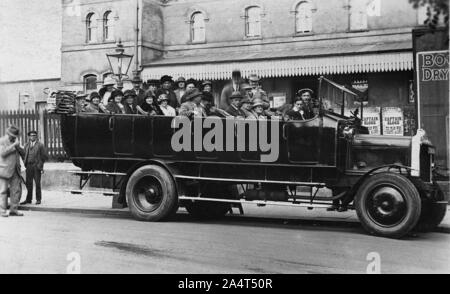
(103, 76, 116, 87)
(297, 88, 314, 96)
(241, 83, 252, 90)
(160, 75, 173, 84)
(248, 74, 261, 82)
(229, 91, 243, 100)
(146, 79, 160, 86)
(28, 130, 38, 136)
(251, 98, 269, 109)
(131, 76, 143, 84)
(124, 90, 137, 98)
(6, 125, 20, 138)
(186, 88, 202, 101)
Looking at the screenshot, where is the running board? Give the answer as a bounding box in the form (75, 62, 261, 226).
(175, 175, 326, 187)
(65, 190, 119, 196)
(179, 196, 334, 209)
(67, 171, 126, 176)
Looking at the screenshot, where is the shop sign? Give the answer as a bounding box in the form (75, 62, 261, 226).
(382, 107, 404, 136)
(362, 107, 381, 135)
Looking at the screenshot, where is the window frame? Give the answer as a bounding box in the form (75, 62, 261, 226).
(190, 11, 206, 43)
(295, 1, 313, 34)
(103, 10, 115, 42)
(245, 6, 262, 38)
(83, 74, 98, 92)
(86, 12, 97, 43)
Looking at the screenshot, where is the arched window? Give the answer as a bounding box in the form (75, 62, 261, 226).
(245, 6, 261, 37)
(84, 74, 98, 91)
(103, 11, 115, 41)
(295, 1, 313, 33)
(86, 13, 97, 43)
(191, 12, 206, 43)
(349, 0, 368, 31)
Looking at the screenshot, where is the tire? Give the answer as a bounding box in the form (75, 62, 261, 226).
(184, 183, 233, 220)
(355, 173, 421, 239)
(415, 182, 448, 232)
(126, 165, 178, 221)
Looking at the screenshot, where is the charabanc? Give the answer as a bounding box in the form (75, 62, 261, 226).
(47, 76, 447, 239)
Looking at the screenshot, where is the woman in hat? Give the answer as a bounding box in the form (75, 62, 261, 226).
(180, 79, 198, 104)
(179, 88, 203, 118)
(201, 80, 212, 93)
(160, 75, 179, 109)
(239, 97, 253, 118)
(247, 98, 268, 120)
(122, 90, 138, 114)
(146, 79, 160, 96)
(156, 90, 176, 116)
(99, 76, 117, 105)
(85, 92, 107, 113)
(174, 77, 187, 105)
(106, 90, 125, 114)
(137, 91, 161, 116)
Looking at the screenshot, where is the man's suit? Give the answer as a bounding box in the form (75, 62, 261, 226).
(226, 105, 246, 117)
(0, 136, 22, 214)
(219, 81, 245, 110)
(20, 140, 48, 203)
(134, 88, 146, 106)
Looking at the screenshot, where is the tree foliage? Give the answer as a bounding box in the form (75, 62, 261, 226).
(409, 0, 449, 29)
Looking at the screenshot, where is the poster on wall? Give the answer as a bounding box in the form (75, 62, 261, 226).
(382, 107, 404, 136)
(270, 93, 287, 108)
(362, 107, 381, 135)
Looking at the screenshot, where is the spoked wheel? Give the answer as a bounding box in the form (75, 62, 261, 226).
(126, 165, 178, 221)
(355, 173, 421, 239)
(184, 183, 233, 220)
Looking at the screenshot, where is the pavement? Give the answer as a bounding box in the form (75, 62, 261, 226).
(17, 189, 450, 232)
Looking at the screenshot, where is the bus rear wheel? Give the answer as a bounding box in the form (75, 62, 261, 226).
(355, 173, 421, 239)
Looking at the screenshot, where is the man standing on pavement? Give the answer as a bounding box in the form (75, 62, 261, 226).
(19, 130, 48, 205)
(0, 126, 24, 217)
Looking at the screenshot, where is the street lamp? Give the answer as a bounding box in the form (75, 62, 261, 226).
(106, 40, 134, 89)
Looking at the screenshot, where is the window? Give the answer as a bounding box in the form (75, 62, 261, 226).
(245, 6, 261, 37)
(349, 0, 368, 31)
(295, 1, 313, 33)
(103, 11, 115, 41)
(86, 13, 97, 43)
(191, 12, 206, 43)
(84, 74, 98, 91)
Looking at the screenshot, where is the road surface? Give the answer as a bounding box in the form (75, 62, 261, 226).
(0, 210, 449, 274)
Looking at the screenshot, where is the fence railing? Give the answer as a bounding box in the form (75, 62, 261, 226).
(0, 109, 67, 160)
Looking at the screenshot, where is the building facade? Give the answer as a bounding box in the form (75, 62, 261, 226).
(61, 0, 436, 134)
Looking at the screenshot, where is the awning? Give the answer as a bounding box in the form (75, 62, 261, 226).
(142, 52, 412, 81)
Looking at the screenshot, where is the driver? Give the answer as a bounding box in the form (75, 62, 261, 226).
(297, 88, 315, 120)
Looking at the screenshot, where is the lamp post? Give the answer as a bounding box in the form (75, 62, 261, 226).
(106, 40, 134, 90)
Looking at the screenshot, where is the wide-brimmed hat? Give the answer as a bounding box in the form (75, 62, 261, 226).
(160, 75, 173, 84)
(27, 130, 38, 136)
(229, 91, 243, 100)
(131, 76, 143, 84)
(185, 89, 202, 101)
(6, 125, 19, 138)
(76, 92, 88, 99)
(251, 98, 269, 109)
(248, 74, 260, 82)
(146, 79, 160, 86)
(297, 88, 314, 96)
(157, 94, 169, 104)
(103, 76, 116, 87)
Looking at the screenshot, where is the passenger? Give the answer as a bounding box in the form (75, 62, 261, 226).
(131, 76, 146, 106)
(201, 80, 213, 93)
(75, 92, 88, 113)
(85, 92, 107, 113)
(201, 91, 231, 117)
(241, 83, 253, 99)
(220, 69, 245, 109)
(106, 90, 125, 114)
(297, 88, 315, 119)
(137, 92, 160, 115)
(246, 98, 267, 120)
(248, 74, 269, 104)
(240, 97, 253, 118)
(99, 77, 117, 105)
(179, 88, 203, 118)
(225, 91, 246, 118)
(156, 91, 176, 116)
(180, 79, 198, 104)
(160, 75, 179, 109)
(122, 90, 138, 114)
(146, 79, 159, 97)
(174, 77, 186, 106)
(286, 97, 306, 121)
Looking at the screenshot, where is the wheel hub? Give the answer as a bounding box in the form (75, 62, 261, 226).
(133, 176, 163, 212)
(366, 185, 407, 227)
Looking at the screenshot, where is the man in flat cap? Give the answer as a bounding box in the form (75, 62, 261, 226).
(297, 88, 316, 119)
(0, 126, 24, 216)
(19, 130, 48, 205)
